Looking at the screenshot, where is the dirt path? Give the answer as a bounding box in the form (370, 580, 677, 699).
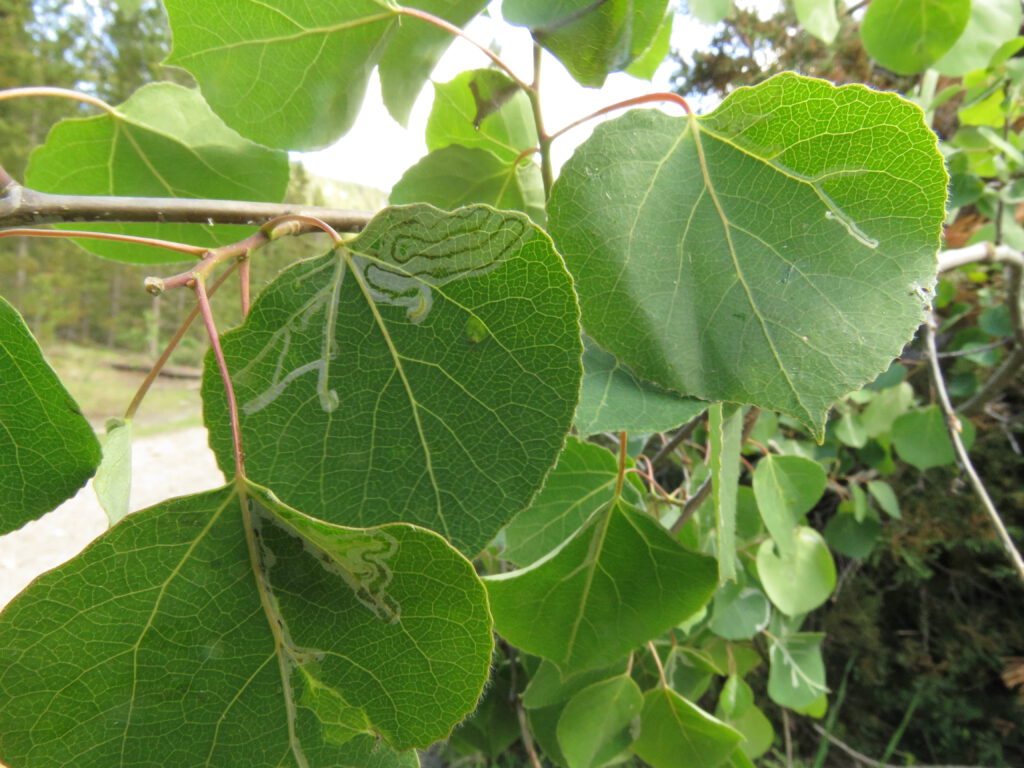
(0, 427, 224, 607)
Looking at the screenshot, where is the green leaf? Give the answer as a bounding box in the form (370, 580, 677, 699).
(94, 418, 133, 525)
(767, 632, 827, 709)
(25, 83, 289, 264)
(390, 145, 546, 224)
(502, 437, 644, 567)
(860, 382, 914, 438)
(794, 0, 839, 44)
(529, 703, 571, 767)
(557, 675, 643, 768)
(575, 337, 706, 436)
(448, 661, 520, 759)
(0, 296, 100, 534)
(626, 11, 673, 80)
(425, 69, 537, 164)
(860, 0, 971, 75)
(752, 454, 827, 557)
(756, 526, 836, 616)
(165, 1, 391, 149)
(717, 675, 753, 719)
(867, 479, 901, 519)
(486, 497, 716, 674)
(690, 0, 732, 25)
(934, 0, 1023, 76)
(709, 582, 771, 640)
(523, 658, 627, 709)
(378, 0, 489, 126)
(503, 0, 670, 87)
(710, 403, 743, 582)
(631, 687, 743, 768)
(721, 703, 774, 759)
(0, 482, 493, 763)
(203, 204, 582, 556)
(891, 405, 975, 471)
(824, 508, 881, 559)
(833, 410, 867, 448)
(547, 73, 946, 437)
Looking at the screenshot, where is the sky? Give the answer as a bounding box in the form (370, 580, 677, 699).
(299, 1, 783, 193)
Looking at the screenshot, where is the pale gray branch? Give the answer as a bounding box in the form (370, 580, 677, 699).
(0, 181, 373, 232)
(923, 318, 1024, 583)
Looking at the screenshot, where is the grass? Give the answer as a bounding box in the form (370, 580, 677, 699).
(43, 342, 204, 437)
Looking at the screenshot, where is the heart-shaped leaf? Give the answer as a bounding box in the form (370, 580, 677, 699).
(203, 204, 581, 556)
(557, 675, 643, 768)
(547, 73, 946, 437)
(767, 632, 827, 709)
(502, 437, 644, 567)
(751, 454, 827, 558)
(861, 0, 971, 75)
(631, 687, 743, 768)
(756, 526, 836, 616)
(487, 497, 716, 674)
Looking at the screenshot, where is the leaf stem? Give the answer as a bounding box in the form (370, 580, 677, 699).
(547, 92, 693, 145)
(0, 86, 117, 115)
(123, 263, 238, 421)
(646, 641, 669, 688)
(239, 256, 251, 319)
(614, 431, 628, 498)
(923, 317, 1024, 582)
(395, 5, 530, 92)
(527, 43, 554, 199)
(195, 276, 245, 479)
(0, 226, 209, 256)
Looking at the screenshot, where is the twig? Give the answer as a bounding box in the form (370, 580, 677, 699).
(810, 724, 983, 768)
(0, 181, 373, 232)
(650, 411, 706, 469)
(123, 263, 238, 421)
(670, 476, 712, 535)
(937, 242, 1024, 272)
(923, 318, 1024, 582)
(515, 698, 544, 768)
(782, 709, 793, 768)
(527, 43, 554, 199)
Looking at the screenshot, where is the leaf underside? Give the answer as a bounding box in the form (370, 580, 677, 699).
(548, 72, 946, 437)
(0, 483, 492, 766)
(203, 204, 582, 556)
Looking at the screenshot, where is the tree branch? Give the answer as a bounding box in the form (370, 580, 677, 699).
(0, 180, 373, 232)
(923, 317, 1024, 583)
(938, 242, 1024, 415)
(810, 723, 983, 768)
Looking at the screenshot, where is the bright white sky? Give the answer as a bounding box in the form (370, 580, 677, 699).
(300, 1, 783, 193)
